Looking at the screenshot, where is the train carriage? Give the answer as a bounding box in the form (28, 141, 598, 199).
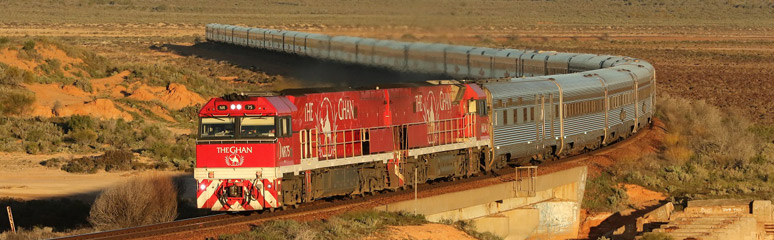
(493, 49, 527, 78)
(552, 74, 607, 152)
(406, 43, 448, 74)
(372, 40, 408, 71)
(304, 34, 331, 58)
(233, 26, 251, 47)
(329, 36, 361, 63)
(444, 45, 476, 78)
(246, 28, 265, 48)
(484, 78, 561, 164)
(545, 53, 577, 75)
(355, 38, 378, 66)
(567, 54, 598, 73)
(265, 29, 284, 51)
(468, 48, 501, 79)
(519, 51, 546, 77)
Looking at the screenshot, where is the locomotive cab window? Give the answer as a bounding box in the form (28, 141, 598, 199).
(201, 117, 236, 138)
(278, 117, 292, 137)
(241, 116, 276, 138)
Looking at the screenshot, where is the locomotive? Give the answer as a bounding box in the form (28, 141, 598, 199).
(195, 24, 655, 211)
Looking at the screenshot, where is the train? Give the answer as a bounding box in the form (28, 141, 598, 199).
(195, 23, 655, 211)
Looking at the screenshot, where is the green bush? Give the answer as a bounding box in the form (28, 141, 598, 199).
(74, 78, 93, 92)
(0, 63, 35, 85)
(0, 87, 35, 116)
(22, 40, 35, 51)
(66, 115, 96, 131)
(70, 129, 98, 145)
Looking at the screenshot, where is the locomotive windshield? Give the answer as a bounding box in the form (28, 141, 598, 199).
(200, 117, 235, 138)
(199, 117, 278, 139)
(240, 116, 276, 138)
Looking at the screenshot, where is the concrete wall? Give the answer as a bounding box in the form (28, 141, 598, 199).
(375, 166, 588, 239)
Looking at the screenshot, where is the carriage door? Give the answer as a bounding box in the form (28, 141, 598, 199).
(536, 94, 546, 146)
(548, 93, 555, 141)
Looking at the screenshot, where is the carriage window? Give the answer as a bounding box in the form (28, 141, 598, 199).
(241, 116, 276, 138)
(201, 117, 236, 138)
(523, 108, 528, 122)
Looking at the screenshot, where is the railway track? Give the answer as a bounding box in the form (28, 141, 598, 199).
(57, 123, 654, 240)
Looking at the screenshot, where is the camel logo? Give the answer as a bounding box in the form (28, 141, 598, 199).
(225, 153, 245, 166)
(416, 91, 452, 144)
(316, 97, 337, 158)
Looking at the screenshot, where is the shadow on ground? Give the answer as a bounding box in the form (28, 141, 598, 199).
(158, 42, 448, 90)
(0, 174, 208, 232)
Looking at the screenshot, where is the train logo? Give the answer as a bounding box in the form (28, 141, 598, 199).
(225, 153, 245, 166)
(416, 91, 452, 144)
(316, 97, 338, 158)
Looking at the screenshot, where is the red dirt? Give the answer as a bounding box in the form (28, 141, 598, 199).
(0, 48, 37, 70)
(621, 183, 666, 208)
(159, 83, 206, 110)
(56, 99, 134, 120)
(91, 70, 130, 93)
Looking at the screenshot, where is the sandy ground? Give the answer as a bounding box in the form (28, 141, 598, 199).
(0, 152, 186, 202)
(364, 223, 477, 240)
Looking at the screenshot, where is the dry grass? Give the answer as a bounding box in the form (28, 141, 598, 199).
(609, 95, 774, 201)
(220, 210, 427, 240)
(88, 175, 177, 230)
(0, 0, 772, 30)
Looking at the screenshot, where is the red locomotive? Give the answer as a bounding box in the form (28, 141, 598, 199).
(196, 84, 490, 211)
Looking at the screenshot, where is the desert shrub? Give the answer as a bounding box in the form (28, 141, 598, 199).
(70, 128, 98, 145)
(583, 172, 629, 212)
(41, 157, 64, 168)
(220, 210, 427, 240)
(0, 87, 35, 116)
(612, 95, 774, 201)
(96, 118, 139, 149)
(60, 150, 135, 173)
(65, 115, 95, 131)
(0, 197, 90, 232)
(101, 149, 134, 171)
(22, 40, 35, 51)
(88, 175, 177, 230)
(74, 78, 93, 92)
(61, 156, 100, 173)
(0, 117, 63, 153)
(0, 63, 34, 85)
(171, 105, 200, 124)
